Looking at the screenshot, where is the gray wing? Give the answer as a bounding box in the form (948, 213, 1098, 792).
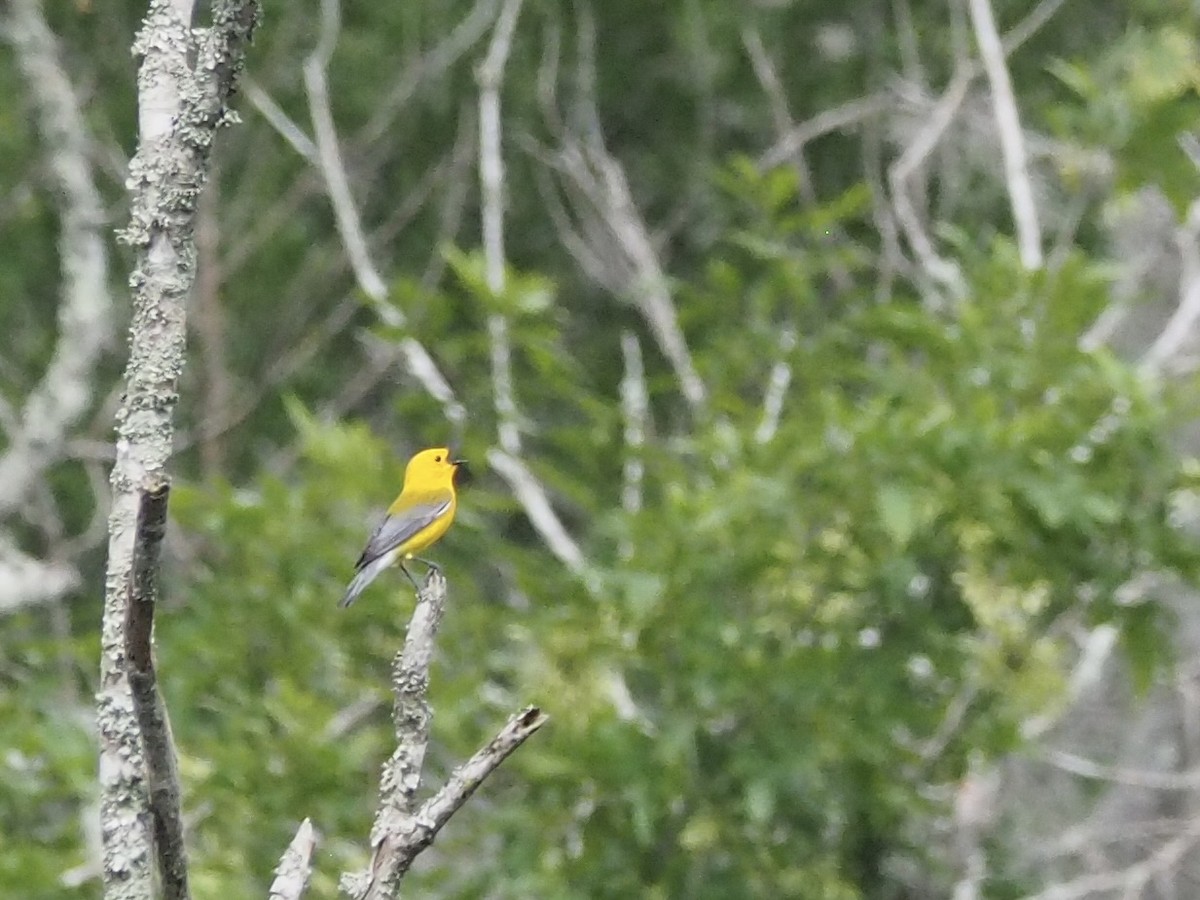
(354, 497, 452, 570)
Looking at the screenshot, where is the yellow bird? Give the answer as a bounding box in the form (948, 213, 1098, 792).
(339, 447, 468, 607)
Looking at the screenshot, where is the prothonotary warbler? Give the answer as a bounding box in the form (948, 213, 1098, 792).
(339, 447, 468, 607)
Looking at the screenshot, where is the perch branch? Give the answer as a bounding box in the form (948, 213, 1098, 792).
(269, 819, 317, 900)
(343, 572, 548, 899)
(365, 705, 548, 892)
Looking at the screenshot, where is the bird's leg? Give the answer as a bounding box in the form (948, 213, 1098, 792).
(398, 561, 421, 591)
(411, 556, 442, 577)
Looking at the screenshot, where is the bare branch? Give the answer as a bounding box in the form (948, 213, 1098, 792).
(269, 819, 317, 900)
(758, 95, 888, 171)
(357, 0, 500, 147)
(755, 325, 797, 445)
(1021, 820, 1200, 900)
(619, 332, 647, 517)
(342, 571, 549, 899)
(0, 0, 114, 516)
(1022, 623, 1117, 740)
(99, 2, 259, 897)
(477, 0, 525, 455)
(244, 79, 318, 162)
(303, 0, 388, 305)
(967, 0, 1042, 269)
(124, 481, 189, 900)
(888, 71, 972, 302)
(1140, 198, 1200, 375)
(536, 12, 707, 416)
(619, 331, 647, 560)
(488, 448, 585, 573)
(360, 706, 548, 898)
(301, 0, 466, 429)
(1039, 749, 1200, 791)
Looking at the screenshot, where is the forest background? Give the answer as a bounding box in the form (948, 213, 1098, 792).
(3, 0, 1200, 897)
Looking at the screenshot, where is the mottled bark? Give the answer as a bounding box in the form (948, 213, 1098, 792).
(97, 2, 259, 898)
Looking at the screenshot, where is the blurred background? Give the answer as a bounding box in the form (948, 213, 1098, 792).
(3, 0, 1200, 896)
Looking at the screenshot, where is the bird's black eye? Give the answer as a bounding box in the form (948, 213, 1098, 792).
(435, 454, 442, 462)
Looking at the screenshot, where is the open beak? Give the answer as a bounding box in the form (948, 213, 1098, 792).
(451, 458, 472, 487)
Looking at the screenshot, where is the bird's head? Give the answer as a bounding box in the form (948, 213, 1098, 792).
(406, 447, 469, 488)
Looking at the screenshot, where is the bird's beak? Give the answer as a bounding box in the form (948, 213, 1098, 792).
(451, 458, 472, 486)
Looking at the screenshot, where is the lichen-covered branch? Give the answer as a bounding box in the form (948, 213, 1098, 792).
(341, 572, 548, 899)
(270, 819, 318, 900)
(362, 706, 548, 896)
(98, 2, 259, 898)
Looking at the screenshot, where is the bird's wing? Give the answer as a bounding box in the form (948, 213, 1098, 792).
(354, 494, 453, 570)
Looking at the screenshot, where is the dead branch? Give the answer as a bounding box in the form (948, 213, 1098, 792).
(124, 481, 189, 900)
(341, 572, 548, 899)
(98, 2, 259, 897)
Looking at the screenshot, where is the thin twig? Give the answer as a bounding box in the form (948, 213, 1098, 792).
(488, 448, 585, 573)
(1021, 820, 1200, 900)
(477, 0, 525, 456)
(967, 0, 1042, 269)
(124, 481, 190, 900)
(618, 331, 647, 560)
(1039, 749, 1200, 791)
(536, 11, 707, 416)
(362, 707, 548, 897)
(888, 70, 972, 302)
(755, 325, 797, 445)
(759, 94, 888, 171)
(1140, 198, 1200, 375)
(244, 79, 318, 162)
(356, 0, 501, 147)
(269, 819, 317, 900)
(301, 0, 465, 427)
(303, 0, 388, 305)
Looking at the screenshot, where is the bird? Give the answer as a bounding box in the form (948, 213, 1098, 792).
(339, 447, 468, 608)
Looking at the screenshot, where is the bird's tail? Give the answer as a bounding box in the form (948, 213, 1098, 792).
(339, 555, 393, 608)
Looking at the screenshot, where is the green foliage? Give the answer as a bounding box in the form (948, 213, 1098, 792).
(1047, 24, 1200, 213)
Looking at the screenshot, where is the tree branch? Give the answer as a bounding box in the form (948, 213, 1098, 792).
(618, 331, 646, 560)
(124, 481, 189, 900)
(967, 0, 1042, 270)
(478, 0, 525, 456)
(301, 0, 466, 430)
(359, 707, 548, 898)
(487, 448, 585, 573)
(342, 571, 548, 899)
(99, 2, 259, 897)
(1140, 197, 1200, 376)
(269, 819, 317, 900)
